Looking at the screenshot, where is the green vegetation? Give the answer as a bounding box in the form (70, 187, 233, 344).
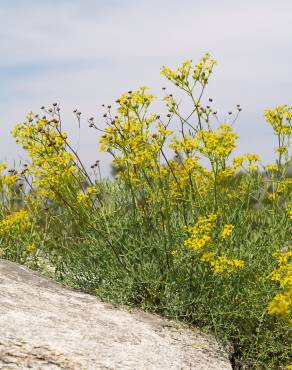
(0, 54, 291, 368)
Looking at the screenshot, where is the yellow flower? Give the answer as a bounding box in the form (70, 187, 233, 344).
(0, 163, 8, 173)
(265, 164, 278, 173)
(233, 154, 260, 171)
(77, 192, 90, 204)
(245, 153, 261, 162)
(184, 214, 217, 251)
(210, 256, 244, 275)
(267, 289, 292, 317)
(267, 248, 292, 319)
(268, 250, 292, 288)
(2, 174, 19, 186)
(161, 54, 217, 86)
(197, 124, 238, 159)
(275, 146, 288, 154)
(220, 224, 234, 239)
(264, 105, 292, 136)
(200, 251, 215, 262)
(87, 186, 97, 195)
(0, 210, 31, 236)
(288, 205, 292, 222)
(26, 243, 37, 254)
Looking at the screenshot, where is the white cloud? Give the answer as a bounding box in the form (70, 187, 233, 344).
(0, 0, 291, 171)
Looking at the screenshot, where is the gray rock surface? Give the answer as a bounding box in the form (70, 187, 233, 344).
(0, 259, 232, 369)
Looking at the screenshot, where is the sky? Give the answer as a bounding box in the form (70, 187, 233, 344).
(0, 0, 291, 174)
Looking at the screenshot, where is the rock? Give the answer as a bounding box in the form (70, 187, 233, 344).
(0, 259, 232, 369)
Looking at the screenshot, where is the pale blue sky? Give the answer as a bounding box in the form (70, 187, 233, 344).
(1, 0, 291, 173)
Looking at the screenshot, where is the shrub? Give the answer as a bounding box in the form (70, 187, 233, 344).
(0, 54, 291, 368)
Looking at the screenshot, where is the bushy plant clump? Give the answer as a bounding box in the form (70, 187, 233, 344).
(0, 54, 291, 368)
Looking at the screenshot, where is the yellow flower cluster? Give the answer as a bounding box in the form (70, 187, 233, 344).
(26, 243, 37, 254)
(0, 209, 31, 236)
(1, 174, 19, 186)
(289, 205, 292, 222)
(268, 291, 292, 318)
(164, 157, 210, 202)
(12, 113, 77, 198)
(161, 53, 217, 87)
(0, 163, 7, 172)
(233, 154, 261, 172)
(209, 256, 244, 274)
(169, 134, 198, 155)
(77, 186, 97, 204)
(98, 56, 250, 210)
(184, 215, 243, 275)
(265, 178, 292, 205)
(267, 249, 292, 319)
(0, 163, 20, 188)
(87, 186, 97, 195)
(32, 153, 76, 197)
(264, 105, 292, 136)
(77, 192, 89, 203)
(220, 224, 234, 239)
(265, 164, 278, 173)
(99, 87, 174, 189)
(184, 213, 217, 251)
(264, 105, 292, 163)
(116, 86, 155, 115)
(99, 88, 159, 159)
(197, 124, 238, 160)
